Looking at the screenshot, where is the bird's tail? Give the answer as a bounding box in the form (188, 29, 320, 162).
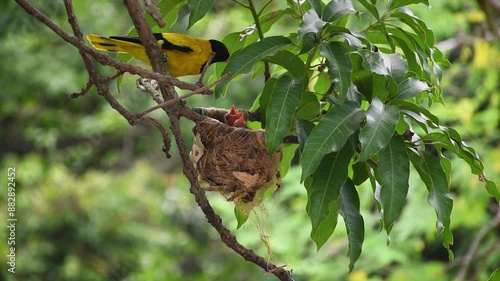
(87, 34, 141, 53)
(87, 34, 150, 64)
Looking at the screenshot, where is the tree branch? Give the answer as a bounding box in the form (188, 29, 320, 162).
(15, 0, 295, 279)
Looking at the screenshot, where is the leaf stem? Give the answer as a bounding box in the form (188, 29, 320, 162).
(248, 0, 271, 81)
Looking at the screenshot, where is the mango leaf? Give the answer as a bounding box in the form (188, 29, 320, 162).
(263, 50, 306, 78)
(487, 268, 500, 281)
(358, 0, 394, 50)
(299, 32, 318, 54)
(296, 119, 316, 153)
(295, 91, 321, 120)
(298, 9, 326, 41)
(322, 0, 356, 22)
(221, 32, 247, 54)
(397, 101, 494, 198)
(320, 41, 352, 99)
(392, 77, 431, 100)
(266, 76, 304, 155)
(339, 179, 365, 272)
(215, 36, 292, 97)
(148, 0, 185, 29)
(352, 161, 370, 185)
(385, 53, 408, 84)
(358, 98, 399, 162)
(235, 207, 248, 229)
(377, 135, 410, 235)
(409, 149, 454, 259)
(350, 53, 374, 99)
(388, 0, 429, 10)
(388, 29, 422, 76)
(187, 0, 216, 29)
(358, 0, 380, 20)
(260, 9, 296, 33)
(308, 143, 354, 249)
(310, 200, 340, 250)
(259, 78, 277, 128)
(484, 177, 500, 201)
(307, 0, 323, 16)
(391, 11, 435, 47)
(301, 101, 365, 181)
(280, 144, 299, 178)
(353, 49, 389, 76)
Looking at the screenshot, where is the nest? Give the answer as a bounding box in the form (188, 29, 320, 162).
(190, 118, 281, 202)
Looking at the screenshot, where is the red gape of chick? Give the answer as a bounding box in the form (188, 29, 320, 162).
(225, 105, 247, 127)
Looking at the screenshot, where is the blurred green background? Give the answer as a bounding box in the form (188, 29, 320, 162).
(0, 1, 498, 280)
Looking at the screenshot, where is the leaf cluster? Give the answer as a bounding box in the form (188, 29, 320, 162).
(187, 0, 499, 270)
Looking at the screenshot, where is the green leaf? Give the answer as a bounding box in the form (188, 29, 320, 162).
(295, 91, 321, 120)
(306, 0, 323, 16)
(298, 9, 327, 41)
(215, 36, 292, 97)
(371, 73, 389, 101)
(409, 149, 453, 257)
(301, 101, 365, 181)
(280, 144, 299, 178)
(221, 32, 247, 54)
(339, 179, 365, 272)
(397, 102, 491, 197)
(320, 41, 352, 99)
(259, 78, 277, 128)
(358, 98, 400, 162)
(266, 76, 304, 155)
(391, 11, 435, 47)
(385, 53, 408, 84)
(358, 0, 380, 20)
(388, 0, 429, 10)
(358, 0, 394, 51)
(388, 28, 422, 76)
(157, 0, 186, 29)
(350, 53, 374, 99)
(377, 135, 410, 235)
(422, 131, 485, 176)
(263, 50, 306, 78)
(308, 143, 354, 249)
(484, 177, 500, 201)
(487, 268, 500, 281)
(260, 9, 296, 34)
(353, 49, 389, 76)
(310, 200, 340, 250)
(296, 119, 316, 153)
(235, 207, 249, 229)
(392, 77, 431, 100)
(187, 0, 216, 29)
(352, 161, 370, 185)
(322, 0, 356, 23)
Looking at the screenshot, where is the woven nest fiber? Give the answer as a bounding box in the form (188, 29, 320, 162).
(190, 118, 281, 202)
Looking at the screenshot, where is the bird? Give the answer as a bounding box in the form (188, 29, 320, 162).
(87, 33, 230, 77)
(225, 105, 247, 127)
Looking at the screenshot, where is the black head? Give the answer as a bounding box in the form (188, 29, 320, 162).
(209, 39, 230, 64)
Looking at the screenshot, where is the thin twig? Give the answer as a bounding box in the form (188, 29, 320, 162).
(248, 0, 271, 81)
(137, 78, 163, 104)
(140, 116, 172, 158)
(455, 203, 500, 281)
(138, 72, 231, 117)
(144, 0, 166, 27)
(197, 52, 217, 85)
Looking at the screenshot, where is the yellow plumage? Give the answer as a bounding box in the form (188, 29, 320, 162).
(87, 33, 229, 77)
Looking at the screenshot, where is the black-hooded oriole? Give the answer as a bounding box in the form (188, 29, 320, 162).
(87, 33, 229, 77)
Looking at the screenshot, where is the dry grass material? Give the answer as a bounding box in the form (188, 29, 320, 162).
(190, 118, 281, 202)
